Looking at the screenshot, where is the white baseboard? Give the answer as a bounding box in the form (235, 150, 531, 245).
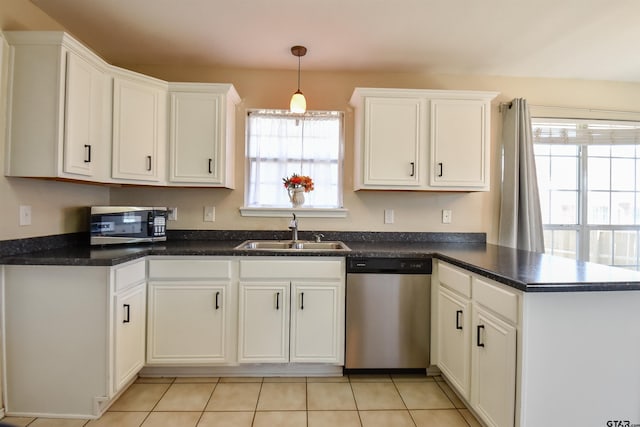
(139, 364, 343, 378)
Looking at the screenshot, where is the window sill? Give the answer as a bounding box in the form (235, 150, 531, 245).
(239, 207, 348, 218)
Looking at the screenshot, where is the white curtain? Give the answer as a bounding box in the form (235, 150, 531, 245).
(498, 99, 545, 252)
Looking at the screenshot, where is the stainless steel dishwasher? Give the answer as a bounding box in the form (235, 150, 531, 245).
(345, 257, 431, 373)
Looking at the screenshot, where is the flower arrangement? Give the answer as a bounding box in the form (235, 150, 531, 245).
(283, 173, 314, 192)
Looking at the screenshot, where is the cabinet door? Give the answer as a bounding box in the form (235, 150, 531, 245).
(471, 306, 517, 427)
(170, 92, 223, 184)
(238, 282, 289, 363)
(63, 52, 105, 177)
(290, 282, 343, 363)
(112, 76, 163, 182)
(437, 286, 471, 400)
(430, 99, 488, 189)
(114, 283, 146, 393)
(147, 282, 230, 364)
(363, 97, 425, 187)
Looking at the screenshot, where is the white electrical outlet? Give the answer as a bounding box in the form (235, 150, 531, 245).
(167, 207, 178, 221)
(19, 205, 32, 226)
(204, 206, 215, 222)
(384, 209, 394, 224)
(442, 209, 452, 224)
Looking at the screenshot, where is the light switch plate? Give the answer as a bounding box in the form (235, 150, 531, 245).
(19, 205, 32, 226)
(204, 206, 215, 222)
(167, 207, 178, 221)
(442, 209, 452, 224)
(384, 209, 394, 224)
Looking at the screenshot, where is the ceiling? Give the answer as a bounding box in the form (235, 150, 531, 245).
(30, 0, 640, 83)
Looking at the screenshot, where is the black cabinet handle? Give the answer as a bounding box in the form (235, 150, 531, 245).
(438, 162, 443, 177)
(477, 325, 485, 347)
(208, 158, 213, 174)
(146, 155, 152, 171)
(455, 310, 463, 330)
(276, 292, 280, 310)
(215, 291, 220, 310)
(123, 304, 130, 323)
(410, 162, 415, 177)
(300, 292, 304, 310)
(84, 144, 91, 163)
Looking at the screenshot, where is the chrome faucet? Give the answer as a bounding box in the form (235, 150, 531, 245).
(288, 213, 299, 242)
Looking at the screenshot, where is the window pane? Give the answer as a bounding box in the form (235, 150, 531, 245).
(590, 230, 612, 265)
(589, 145, 610, 156)
(550, 157, 577, 190)
(534, 144, 551, 155)
(550, 145, 578, 156)
(550, 230, 578, 260)
(550, 190, 578, 224)
(587, 157, 610, 190)
(611, 145, 636, 158)
(611, 158, 635, 191)
(613, 230, 637, 266)
(587, 191, 610, 224)
(538, 189, 550, 224)
(611, 192, 635, 225)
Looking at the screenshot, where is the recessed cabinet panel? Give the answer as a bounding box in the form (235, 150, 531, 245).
(290, 283, 342, 363)
(471, 307, 517, 427)
(147, 283, 229, 363)
(168, 83, 239, 188)
(114, 283, 146, 392)
(437, 286, 471, 400)
(430, 99, 488, 189)
(112, 77, 160, 181)
(363, 97, 424, 187)
(171, 92, 221, 182)
(238, 282, 290, 363)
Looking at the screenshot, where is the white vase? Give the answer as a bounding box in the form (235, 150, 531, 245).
(288, 187, 305, 208)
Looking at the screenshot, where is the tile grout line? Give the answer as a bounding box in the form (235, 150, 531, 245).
(433, 379, 473, 427)
(390, 376, 418, 427)
(347, 376, 365, 427)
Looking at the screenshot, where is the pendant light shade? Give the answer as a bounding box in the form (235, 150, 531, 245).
(290, 45, 307, 114)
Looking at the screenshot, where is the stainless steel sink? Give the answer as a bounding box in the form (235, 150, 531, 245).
(234, 240, 351, 251)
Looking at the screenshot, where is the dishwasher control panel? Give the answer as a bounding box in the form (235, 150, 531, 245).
(347, 258, 432, 274)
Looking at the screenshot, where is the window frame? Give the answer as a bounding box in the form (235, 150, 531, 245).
(532, 115, 640, 270)
(240, 109, 348, 218)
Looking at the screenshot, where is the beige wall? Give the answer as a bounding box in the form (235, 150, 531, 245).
(2, 0, 640, 244)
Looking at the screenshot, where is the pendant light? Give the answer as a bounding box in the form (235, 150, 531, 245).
(290, 45, 307, 114)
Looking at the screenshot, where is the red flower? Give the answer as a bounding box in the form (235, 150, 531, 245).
(283, 174, 314, 192)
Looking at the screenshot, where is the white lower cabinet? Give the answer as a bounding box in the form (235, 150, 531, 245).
(114, 277, 146, 393)
(436, 285, 471, 399)
(471, 304, 517, 427)
(434, 261, 519, 427)
(238, 281, 290, 363)
(238, 258, 345, 364)
(2, 259, 146, 418)
(146, 257, 236, 364)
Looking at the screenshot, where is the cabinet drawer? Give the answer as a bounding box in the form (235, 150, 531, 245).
(240, 259, 343, 279)
(115, 260, 146, 292)
(438, 262, 472, 297)
(148, 259, 232, 279)
(473, 277, 518, 323)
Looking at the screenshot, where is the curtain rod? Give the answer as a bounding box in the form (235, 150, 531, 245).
(499, 102, 640, 117)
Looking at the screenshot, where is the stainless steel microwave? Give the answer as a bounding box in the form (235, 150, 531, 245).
(90, 206, 167, 245)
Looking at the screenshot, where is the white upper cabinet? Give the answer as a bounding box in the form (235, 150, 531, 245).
(429, 98, 490, 190)
(359, 96, 426, 188)
(350, 88, 498, 192)
(168, 83, 240, 188)
(4, 31, 111, 182)
(111, 68, 167, 184)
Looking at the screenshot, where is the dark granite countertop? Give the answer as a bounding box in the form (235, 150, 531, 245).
(3, 232, 640, 293)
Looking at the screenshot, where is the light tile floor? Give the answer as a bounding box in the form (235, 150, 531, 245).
(1, 375, 483, 427)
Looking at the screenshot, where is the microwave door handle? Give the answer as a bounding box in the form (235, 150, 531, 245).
(148, 212, 154, 236)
